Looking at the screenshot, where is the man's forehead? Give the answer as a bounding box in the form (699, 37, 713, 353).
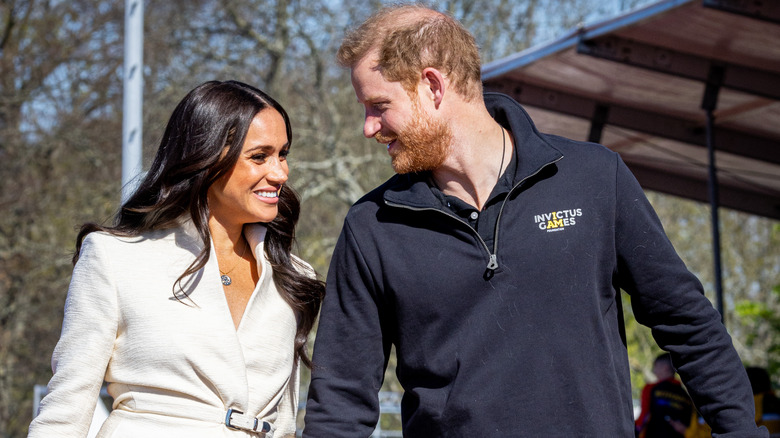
(352, 53, 381, 76)
(351, 58, 388, 101)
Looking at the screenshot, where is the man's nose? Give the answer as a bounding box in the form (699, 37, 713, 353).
(363, 114, 381, 139)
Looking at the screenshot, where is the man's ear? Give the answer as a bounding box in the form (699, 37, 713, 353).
(421, 67, 446, 109)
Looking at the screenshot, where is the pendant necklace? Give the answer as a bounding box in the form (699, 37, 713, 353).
(219, 240, 248, 286)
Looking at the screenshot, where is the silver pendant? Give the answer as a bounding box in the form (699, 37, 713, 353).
(221, 274, 232, 286)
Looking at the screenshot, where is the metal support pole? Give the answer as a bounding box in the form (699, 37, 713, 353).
(122, 0, 144, 203)
(701, 64, 725, 323)
(588, 104, 610, 144)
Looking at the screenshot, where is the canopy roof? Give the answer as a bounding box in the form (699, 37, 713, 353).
(482, 0, 780, 220)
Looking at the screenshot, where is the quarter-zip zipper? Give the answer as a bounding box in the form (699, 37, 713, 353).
(385, 155, 562, 271)
(491, 155, 563, 270)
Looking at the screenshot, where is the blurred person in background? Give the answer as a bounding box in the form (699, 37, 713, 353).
(747, 367, 780, 436)
(635, 353, 694, 438)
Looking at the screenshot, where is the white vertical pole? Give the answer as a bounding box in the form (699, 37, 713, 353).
(122, 0, 144, 203)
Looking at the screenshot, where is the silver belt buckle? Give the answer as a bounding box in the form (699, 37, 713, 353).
(225, 408, 271, 434)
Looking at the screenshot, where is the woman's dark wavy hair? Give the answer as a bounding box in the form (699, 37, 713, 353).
(74, 80, 324, 367)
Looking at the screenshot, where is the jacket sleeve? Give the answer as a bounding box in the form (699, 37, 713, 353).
(304, 219, 389, 437)
(612, 155, 767, 438)
(28, 233, 118, 437)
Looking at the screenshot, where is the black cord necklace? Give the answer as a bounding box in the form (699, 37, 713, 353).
(497, 126, 506, 186)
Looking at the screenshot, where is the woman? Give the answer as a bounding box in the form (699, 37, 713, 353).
(28, 81, 325, 437)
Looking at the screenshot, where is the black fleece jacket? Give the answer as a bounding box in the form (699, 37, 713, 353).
(304, 93, 765, 438)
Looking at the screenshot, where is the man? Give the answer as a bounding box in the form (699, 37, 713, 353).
(635, 353, 694, 438)
(304, 4, 766, 437)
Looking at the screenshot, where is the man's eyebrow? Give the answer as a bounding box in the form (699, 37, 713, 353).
(360, 96, 388, 106)
(358, 92, 388, 103)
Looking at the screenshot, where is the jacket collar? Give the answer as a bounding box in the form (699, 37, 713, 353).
(244, 223, 268, 263)
(383, 92, 563, 208)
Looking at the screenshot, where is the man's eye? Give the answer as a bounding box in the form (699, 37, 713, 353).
(371, 102, 388, 112)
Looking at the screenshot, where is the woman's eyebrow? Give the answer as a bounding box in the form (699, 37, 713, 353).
(244, 143, 289, 154)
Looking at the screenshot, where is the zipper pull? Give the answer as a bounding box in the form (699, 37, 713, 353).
(486, 254, 498, 271)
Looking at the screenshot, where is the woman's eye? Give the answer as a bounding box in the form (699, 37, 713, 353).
(251, 154, 267, 162)
(279, 150, 289, 160)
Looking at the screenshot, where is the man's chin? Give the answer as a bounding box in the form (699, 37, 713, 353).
(390, 158, 406, 174)
(390, 155, 410, 174)
(391, 155, 429, 174)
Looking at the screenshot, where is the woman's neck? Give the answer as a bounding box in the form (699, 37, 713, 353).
(208, 215, 245, 253)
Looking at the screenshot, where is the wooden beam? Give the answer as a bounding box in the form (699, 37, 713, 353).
(484, 79, 780, 165)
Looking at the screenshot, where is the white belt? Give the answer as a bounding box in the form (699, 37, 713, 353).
(225, 408, 274, 436)
(113, 401, 275, 436)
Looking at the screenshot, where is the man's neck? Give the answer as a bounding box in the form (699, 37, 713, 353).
(431, 113, 512, 210)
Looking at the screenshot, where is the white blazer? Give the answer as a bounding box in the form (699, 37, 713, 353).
(28, 222, 305, 437)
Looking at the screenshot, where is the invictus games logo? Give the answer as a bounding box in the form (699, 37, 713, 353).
(534, 208, 582, 232)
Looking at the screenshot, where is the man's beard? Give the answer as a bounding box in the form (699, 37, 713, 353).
(376, 104, 453, 174)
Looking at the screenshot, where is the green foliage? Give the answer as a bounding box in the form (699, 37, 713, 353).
(736, 284, 780, 387)
(622, 290, 663, 399)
